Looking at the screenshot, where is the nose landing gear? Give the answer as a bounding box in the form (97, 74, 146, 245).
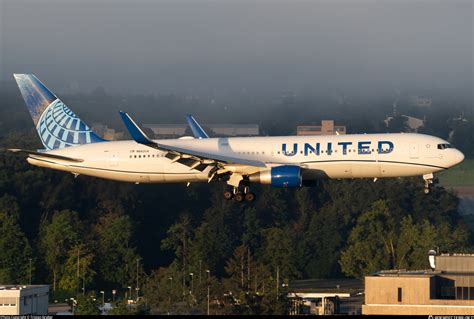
(423, 173, 434, 194)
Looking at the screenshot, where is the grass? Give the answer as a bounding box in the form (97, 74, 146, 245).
(438, 159, 474, 187)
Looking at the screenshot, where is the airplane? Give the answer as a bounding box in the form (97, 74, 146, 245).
(9, 74, 464, 202)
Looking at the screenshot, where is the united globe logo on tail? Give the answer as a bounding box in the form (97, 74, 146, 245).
(14, 74, 105, 150)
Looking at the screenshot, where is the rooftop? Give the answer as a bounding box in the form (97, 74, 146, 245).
(0, 285, 48, 290)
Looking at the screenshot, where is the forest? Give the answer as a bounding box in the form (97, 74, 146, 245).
(0, 81, 472, 314)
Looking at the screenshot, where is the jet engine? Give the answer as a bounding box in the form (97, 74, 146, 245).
(248, 165, 302, 188)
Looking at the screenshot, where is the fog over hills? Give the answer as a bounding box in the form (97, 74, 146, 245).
(1, 0, 472, 98)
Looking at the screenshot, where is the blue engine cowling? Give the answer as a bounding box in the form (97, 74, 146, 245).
(249, 165, 302, 188)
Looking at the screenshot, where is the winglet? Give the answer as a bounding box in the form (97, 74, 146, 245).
(119, 111, 155, 145)
(185, 114, 209, 139)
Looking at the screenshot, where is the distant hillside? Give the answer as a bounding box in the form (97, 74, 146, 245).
(438, 159, 474, 188)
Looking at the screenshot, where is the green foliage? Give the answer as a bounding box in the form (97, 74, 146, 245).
(39, 210, 81, 290)
(0, 199, 33, 284)
(94, 212, 141, 288)
(74, 294, 101, 315)
(142, 266, 184, 312)
(340, 200, 396, 278)
(107, 300, 150, 315)
(0, 116, 473, 315)
(340, 200, 471, 278)
(261, 227, 300, 279)
(58, 243, 95, 291)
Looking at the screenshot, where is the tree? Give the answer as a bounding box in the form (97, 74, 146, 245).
(340, 200, 471, 278)
(386, 115, 409, 133)
(261, 227, 300, 280)
(94, 212, 141, 289)
(224, 245, 254, 294)
(74, 294, 101, 315)
(302, 204, 344, 278)
(142, 266, 185, 313)
(161, 214, 193, 289)
(39, 210, 81, 290)
(0, 202, 33, 284)
(58, 243, 95, 292)
(339, 200, 396, 278)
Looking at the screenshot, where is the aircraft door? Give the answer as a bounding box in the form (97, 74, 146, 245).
(109, 151, 120, 167)
(409, 144, 419, 159)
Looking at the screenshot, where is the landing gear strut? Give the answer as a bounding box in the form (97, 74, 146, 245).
(423, 173, 434, 194)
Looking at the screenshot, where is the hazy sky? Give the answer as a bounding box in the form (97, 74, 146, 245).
(0, 0, 472, 95)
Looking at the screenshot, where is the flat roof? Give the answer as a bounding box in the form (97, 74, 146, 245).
(143, 124, 259, 128)
(0, 285, 48, 290)
(288, 292, 351, 299)
(370, 269, 474, 277)
(289, 278, 363, 293)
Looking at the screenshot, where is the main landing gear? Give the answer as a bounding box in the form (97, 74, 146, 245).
(224, 185, 256, 202)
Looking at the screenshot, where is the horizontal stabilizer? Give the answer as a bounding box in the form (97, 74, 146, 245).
(8, 149, 84, 162)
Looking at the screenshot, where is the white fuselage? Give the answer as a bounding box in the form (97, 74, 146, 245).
(26, 133, 464, 184)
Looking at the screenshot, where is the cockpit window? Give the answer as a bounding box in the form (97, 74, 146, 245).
(437, 143, 452, 150)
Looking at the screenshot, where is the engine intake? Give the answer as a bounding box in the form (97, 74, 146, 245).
(249, 165, 302, 188)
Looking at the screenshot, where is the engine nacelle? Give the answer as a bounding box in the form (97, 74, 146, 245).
(249, 165, 302, 188)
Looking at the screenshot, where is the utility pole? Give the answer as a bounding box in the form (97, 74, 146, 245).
(276, 266, 280, 302)
(136, 258, 139, 302)
(28, 258, 32, 285)
(247, 247, 251, 292)
(206, 270, 210, 315)
(77, 247, 80, 294)
(199, 260, 202, 284)
(168, 277, 173, 315)
(82, 263, 85, 295)
(100, 291, 105, 308)
(207, 285, 210, 315)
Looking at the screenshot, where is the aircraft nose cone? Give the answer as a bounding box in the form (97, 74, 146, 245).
(453, 149, 465, 166)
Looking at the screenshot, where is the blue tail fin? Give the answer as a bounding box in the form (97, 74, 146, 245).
(13, 74, 105, 150)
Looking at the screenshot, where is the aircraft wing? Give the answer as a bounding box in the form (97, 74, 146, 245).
(119, 112, 266, 174)
(8, 149, 84, 162)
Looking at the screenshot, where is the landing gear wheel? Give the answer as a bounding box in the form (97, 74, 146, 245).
(224, 190, 233, 200)
(245, 192, 256, 202)
(424, 188, 430, 194)
(234, 193, 245, 202)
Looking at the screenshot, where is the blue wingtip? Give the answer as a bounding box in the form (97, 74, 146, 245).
(185, 114, 209, 139)
(119, 111, 153, 145)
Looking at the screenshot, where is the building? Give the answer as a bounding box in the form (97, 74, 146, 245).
(143, 124, 188, 137)
(0, 285, 49, 315)
(143, 123, 259, 138)
(363, 253, 474, 315)
(297, 120, 346, 136)
(207, 124, 259, 137)
(91, 123, 124, 140)
(288, 279, 362, 315)
(410, 96, 432, 108)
